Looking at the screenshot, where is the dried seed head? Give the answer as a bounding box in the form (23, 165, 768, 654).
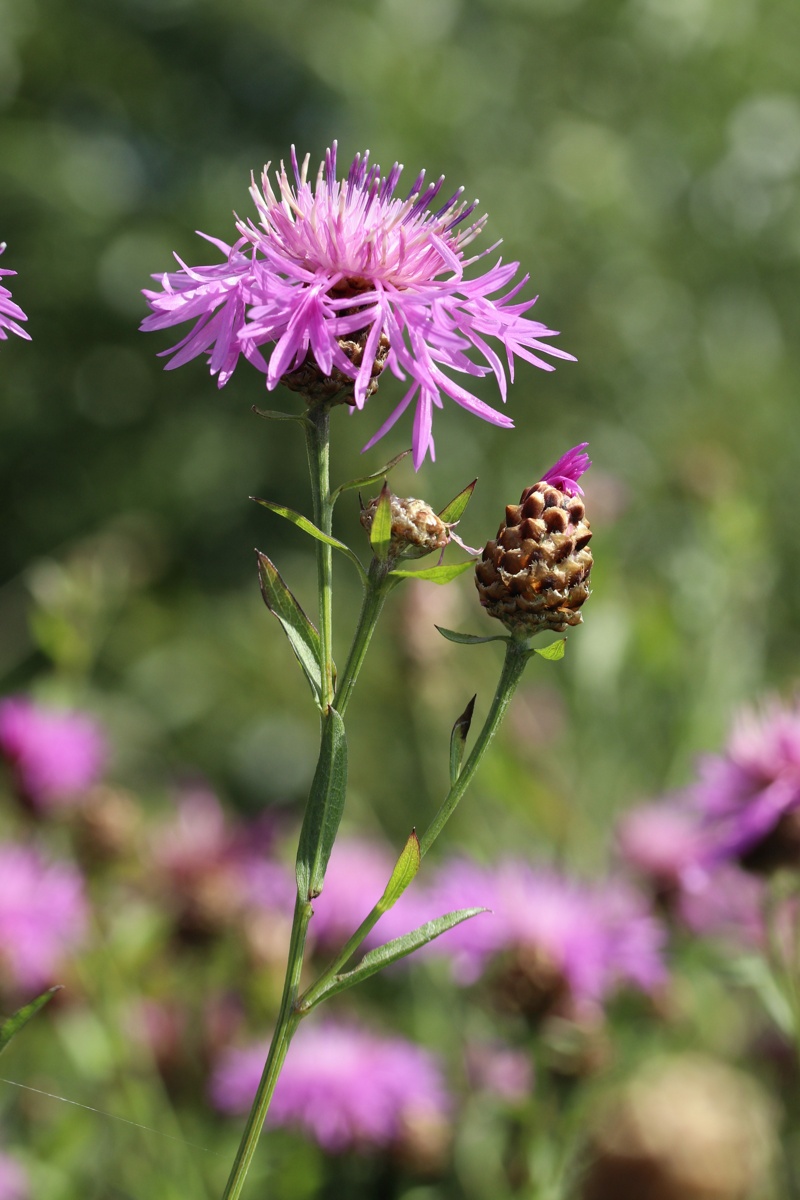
(360, 492, 450, 559)
(281, 328, 391, 409)
(475, 477, 593, 634)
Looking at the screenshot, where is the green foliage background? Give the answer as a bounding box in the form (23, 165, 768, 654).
(2, 0, 800, 1196)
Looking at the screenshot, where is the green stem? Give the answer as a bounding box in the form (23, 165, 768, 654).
(334, 557, 392, 717)
(220, 894, 312, 1200)
(304, 407, 335, 709)
(419, 633, 530, 858)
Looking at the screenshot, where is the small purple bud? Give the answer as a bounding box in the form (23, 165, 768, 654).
(541, 443, 591, 496)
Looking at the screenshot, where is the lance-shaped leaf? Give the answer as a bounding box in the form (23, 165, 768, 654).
(389, 560, 474, 585)
(436, 626, 508, 645)
(0, 987, 61, 1055)
(438, 479, 477, 525)
(251, 405, 308, 423)
(449, 695, 476, 785)
(309, 909, 488, 1005)
(331, 449, 412, 503)
(369, 482, 393, 563)
(296, 706, 348, 901)
(257, 551, 323, 704)
(532, 638, 567, 661)
(376, 830, 421, 915)
(252, 498, 366, 581)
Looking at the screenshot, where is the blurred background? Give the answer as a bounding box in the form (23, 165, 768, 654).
(1, 0, 800, 1196)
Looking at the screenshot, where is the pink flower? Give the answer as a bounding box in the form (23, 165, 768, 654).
(0, 245, 29, 344)
(142, 144, 574, 467)
(0, 843, 87, 990)
(0, 697, 107, 810)
(541, 442, 591, 496)
(0, 1152, 29, 1200)
(617, 801, 702, 891)
(210, 1018, 450, 1154)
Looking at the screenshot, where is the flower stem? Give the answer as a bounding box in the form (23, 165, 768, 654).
(304, 406, 335, 709)
(419, 633, 530, 858)
(334, 557, 393, 718)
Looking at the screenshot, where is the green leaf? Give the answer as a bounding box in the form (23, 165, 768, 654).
(251, 406, 308, 423)
(435, 626, 508, 645)
(296, 707, 348, 901)
(257, 551, 323, 704)
(0, 987, 61, 1055)
(331, 450, 412, 503)
(369, 482, 393, 563)
(252, 498, 367, 581)
(376, 830, 421, 915)
(315, 909, 488, 1001)
(438, 479, 477, 525)
(449, 695, 476, 784)
(389, 560, 474, 585)
(532, 638, 567, 661)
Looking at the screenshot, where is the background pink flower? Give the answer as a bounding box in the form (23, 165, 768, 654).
(0, 842, 87, 990)
(0, 696, 106, 811)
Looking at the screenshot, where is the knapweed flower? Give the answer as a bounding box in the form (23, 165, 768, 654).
(210, 1018, 451, 1155)
(0, 1152, 29, 1200)
(0, 842, 87, 990)
(0, 245, 30, 344)
(0, 696, 107, 811)
(475, 443, 593, 634)
(427, 859, 665, 1017)
(141, 144, 574, 467)
(616, 801, 703, 899)
(690, 696, 800, 873)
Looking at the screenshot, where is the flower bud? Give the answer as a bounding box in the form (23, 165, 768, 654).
(360, 492, 449, 560)
(475, 474, 593, 634)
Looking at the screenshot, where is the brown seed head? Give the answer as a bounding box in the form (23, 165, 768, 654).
(475, 479, 593, 634)
(360, 493, 449, 560)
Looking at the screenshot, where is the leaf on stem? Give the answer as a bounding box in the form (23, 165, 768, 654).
(257, 551, 324, 704)
(449, 695, 476, 785)
(435, 626, 508, 645)
(251, 406, 308, 423)
(296, 706, 348, 901)
(376, 830, 421, 915)
(252, 498, 366, 581)
(369, 482, 393, 563)
(311, 909, 488, 1003)
(331, 450, 412, 503)
(531, 638, 567, 661)
(0, 987, 61, 1055)
(438, 479, 477, 525)
(389, 561, 474, 585)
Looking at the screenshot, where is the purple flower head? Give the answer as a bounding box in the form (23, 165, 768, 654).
(541, 443, 591, 496)
(0, 1153, 29, 1200)
(427, 858, 666, 1010)
(0, 696, 107, 811)
(142, 144, 574, 467)
(678, 864, 766, 948)
(210, 1018, 450, 1154)
(0, 245, 30, 344)
(0, 842, 87, 990)
(617, 801, 702, 891)
(690, 696, 800, 870)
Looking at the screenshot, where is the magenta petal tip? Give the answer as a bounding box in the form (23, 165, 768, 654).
(541, 442, 591, 495)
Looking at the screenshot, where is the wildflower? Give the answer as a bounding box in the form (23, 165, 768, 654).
(141, 144, 574, 467)
(0, 245, 30, 344)
(616, 801, 702, 899)
(0, 696, 107, 811)
(475, 443, 593, 634)
(0, 843, 87, 991)
(690, 696, 800, 873)
(0, 1152, 29, 1200)
(427, 859, 665, 1017)
(210, 1018, 451, 1155)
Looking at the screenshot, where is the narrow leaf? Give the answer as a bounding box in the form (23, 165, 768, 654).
(376, 830, 421, 915)
(251, 406, 307, 423)
(296, 707, 348, 901)
(389, 560, 474, 585)
(332, 450, 412, 502)
(369, 482, 393, 563)
(257, 551, 323, 703)
(252, 498, 366, 581)
(0, 987, 61, 1055)
(438, 479, 477, 525)
(436, 626, 508, 645)
(532, 638, 567, 661)
(449, 695, 476, 784)
(315, 909, 488, 1002)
